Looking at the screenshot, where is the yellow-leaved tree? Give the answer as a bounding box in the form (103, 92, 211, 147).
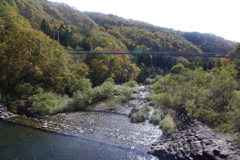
(0, 5, 86, 93)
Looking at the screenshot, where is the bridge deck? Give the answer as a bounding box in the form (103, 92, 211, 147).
(68, 51, 240, 58)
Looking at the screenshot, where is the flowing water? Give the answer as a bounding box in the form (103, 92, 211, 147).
(0, 86, 162, 160)
(0, 121, 156, 160)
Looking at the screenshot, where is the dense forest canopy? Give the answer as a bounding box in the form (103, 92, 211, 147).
(0, 0, 237, 53)
(0, 0, 239, 119)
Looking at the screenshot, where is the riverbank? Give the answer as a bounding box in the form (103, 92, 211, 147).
(2, 89, 240, 160)
(0, 105, 18, 119)
(0, 121, 155, 160)
(148, 106, 240, 160)
(0, 86, 161, 155)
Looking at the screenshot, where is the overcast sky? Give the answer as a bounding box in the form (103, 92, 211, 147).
(49, 0, 240, 42)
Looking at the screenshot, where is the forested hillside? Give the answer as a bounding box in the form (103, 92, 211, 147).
(183, 32, 235, 53)
(0, 0, 236, 52)
(3, 0, 237, 77)
(0, 0, 239, 117)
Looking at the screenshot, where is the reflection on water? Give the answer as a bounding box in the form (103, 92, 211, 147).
(0, 121, 156, 160)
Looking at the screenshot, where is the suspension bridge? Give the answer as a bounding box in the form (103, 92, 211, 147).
(68, 50, 240, 58)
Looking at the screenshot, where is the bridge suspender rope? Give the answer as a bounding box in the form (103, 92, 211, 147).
(53, 30, 60, 43)
(68, 50, 240, 58)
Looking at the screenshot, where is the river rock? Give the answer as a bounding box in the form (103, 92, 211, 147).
(42, 122, 48, 128)
(0, 105, 20, 120)
(148, 106, 240, 160)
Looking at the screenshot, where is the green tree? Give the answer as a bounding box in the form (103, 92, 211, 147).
(152, 64, 240, 131)
(40, 18, 51, 36)
(81, 37, 92, 50)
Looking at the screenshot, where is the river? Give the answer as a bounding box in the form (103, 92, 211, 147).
(0, 86, 161, 160)
(0, 121, 158, 160)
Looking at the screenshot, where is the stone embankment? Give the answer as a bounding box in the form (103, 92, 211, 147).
(0, 105, 18, 120)
(148, 106, 240, 160)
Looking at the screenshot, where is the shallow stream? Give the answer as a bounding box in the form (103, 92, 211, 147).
(0, 85, 162, 159)
(0, 121, 156, 160)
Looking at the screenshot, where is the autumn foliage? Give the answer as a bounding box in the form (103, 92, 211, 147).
(0, 3, 140, 92)
(0, 0, 239, 122)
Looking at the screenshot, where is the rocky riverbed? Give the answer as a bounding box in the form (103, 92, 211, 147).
(148, 106, 240, 160)
(1, 86, 240, 160)
(0, 86, 161, 154)
(0, 105, 18, 119)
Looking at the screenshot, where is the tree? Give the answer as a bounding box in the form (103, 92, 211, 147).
(85, 52, 140, 85)
(152, 64, 240, 131)
(81, 37, 92, 50)
(40, 18, 51, 36)
(0, 5, 79, 94)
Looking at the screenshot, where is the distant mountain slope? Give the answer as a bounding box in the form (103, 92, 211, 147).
(183, 32, 236, 53)
(0, 0, 237, 53)
(85, 12, 237, 53)
(85, 12, 202, 52)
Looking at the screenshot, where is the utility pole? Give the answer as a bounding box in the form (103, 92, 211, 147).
(53, 30, 60, 43)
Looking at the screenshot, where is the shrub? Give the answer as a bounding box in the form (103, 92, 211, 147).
(144, 78, 154, 85)
(116, 89, 135, 103)
(105, 77, 115, 84)
(144, 96, 151, 102)
(151, 65, 240, 134)
(71, 80, 114, 111)
(170, 64, 185, 74)
(214, 123, 236, 133)
(122, 89, 133, 99)
(28, 92, 64, 116)
(152, 93, 175, 109)
(124, 80, 138, 88)
(150, 110, 164, 125)
(129, 106, 150, 123)
(69, 78, 92, 95)
(53, 97, 73, 113)
(154, 75, 163, 82)
(232, 109, 240, 133)
(15, 83, 43, 99)
(235, 139, 240, 149)
(99, 81, 114, 99)
(160, 114, 176, 136)
(113, 89, 121, 96)
(192, 108, 229, 128)
(91, 81, 114, 102)
(9, 100, 29, 114)
(72, 91, 92, 111)
(145, 75, 163, 85)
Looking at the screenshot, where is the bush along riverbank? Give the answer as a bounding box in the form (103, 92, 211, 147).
(148, 106, 240, 160)
(0, 84, 162, 154)
(147, 64, 240, 159)
(1, 75, 240, 159)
